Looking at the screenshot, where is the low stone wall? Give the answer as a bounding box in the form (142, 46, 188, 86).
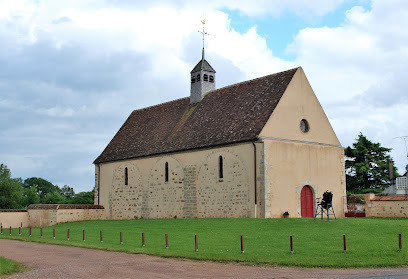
(365, 194, 408, 218)
(0, 210, 29, 228)
(0, 205, 105, 228)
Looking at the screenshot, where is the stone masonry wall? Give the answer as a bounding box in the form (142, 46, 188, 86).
(98, 143, 255, 219)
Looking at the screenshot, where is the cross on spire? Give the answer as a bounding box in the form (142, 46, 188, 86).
(198, 19, 208, 60)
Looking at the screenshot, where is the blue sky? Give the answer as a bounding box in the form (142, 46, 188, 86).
(226, 0, 372, 59)
(0, 0, 407, 193)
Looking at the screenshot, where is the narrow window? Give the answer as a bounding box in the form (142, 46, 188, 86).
(191, 76, 196, 83)
(219, 156, 223, 180)
(209, 75, 214, 83)
(196, 74, 201, 81)
(165, 162, 169, 182)
(203, 74, 208, 81)
(125, 167, 128, 185)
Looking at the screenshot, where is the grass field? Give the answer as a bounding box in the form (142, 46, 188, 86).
(0, 256, 26, 277)
(1, 218, 407, 268)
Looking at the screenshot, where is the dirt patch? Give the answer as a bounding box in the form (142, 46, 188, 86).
(0, 239, 407, 278)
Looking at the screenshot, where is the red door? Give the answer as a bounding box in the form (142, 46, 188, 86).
(301, 186, 314, 217)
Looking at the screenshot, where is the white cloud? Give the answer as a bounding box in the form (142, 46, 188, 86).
(288, 0, 408, 172)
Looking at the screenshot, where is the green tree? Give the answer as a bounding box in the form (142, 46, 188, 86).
(0, 164, 22, 209)
(23, 177, 59, 202)
(21, 185, 40, 207)
(60, 185, 75, 200)
(69, 190, 94, 204)
(345, 133, 399, 193)
(42, 191, 67, 204)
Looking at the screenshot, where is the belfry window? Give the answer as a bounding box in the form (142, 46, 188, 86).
(196, 74, 201, 81)
(125, 167, 128, 185)
(219, 156, 223, 180)
(209, 75, 214, 83)
(203, 74, 208, 81)
(191, 76, 196, 83)
(165, 162, 169, 182)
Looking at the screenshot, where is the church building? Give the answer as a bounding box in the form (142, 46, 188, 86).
(93, 47, 346, 219)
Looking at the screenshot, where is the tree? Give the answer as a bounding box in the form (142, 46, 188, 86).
(69, 190, 94, 204)
(21, 185, 40, 207)
(345, 133, 399, 193)
(42, 191, 67, 204)
(23, 177, 59, 202)
(0, 164, 22, 209)
(60, 185, 75, 200)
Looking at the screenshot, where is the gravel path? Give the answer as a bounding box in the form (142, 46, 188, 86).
(0, 239, 407, 278)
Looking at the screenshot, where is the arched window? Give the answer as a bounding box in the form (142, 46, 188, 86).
(196, 74, 201, 81)
(219, 156, 223, 180)
(191, 76, 196, 83)
(124, 167, 128, 185)
(209, 75, 214, 83)
(165, 162, 169, 182)
(203, 74, 208, 81)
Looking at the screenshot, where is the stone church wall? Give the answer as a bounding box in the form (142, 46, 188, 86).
(96, 142, 255, 219)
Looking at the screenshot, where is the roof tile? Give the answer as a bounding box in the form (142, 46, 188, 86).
(94, 67, 298, 164)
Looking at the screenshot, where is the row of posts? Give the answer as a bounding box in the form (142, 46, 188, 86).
(1, 225, 403, 253)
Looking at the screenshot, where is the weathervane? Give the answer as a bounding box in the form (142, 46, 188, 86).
(198, 18, 208, 60)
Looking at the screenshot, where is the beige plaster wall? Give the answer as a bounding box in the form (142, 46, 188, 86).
(0, 212, 29, 228)
(260, 67, 345, 218)
(263, 140, 346, 218)
(96, 143, 255, 219)
(259, 67, 340, 146)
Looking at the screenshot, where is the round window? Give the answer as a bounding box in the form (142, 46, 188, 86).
(300, 119, 310, 133)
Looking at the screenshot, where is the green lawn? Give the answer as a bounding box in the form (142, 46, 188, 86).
(1, 218, 407, 268)
(0, 256, 26, 277)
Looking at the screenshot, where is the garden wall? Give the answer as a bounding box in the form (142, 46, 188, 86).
(0, 210, 29, 228)
(365, 194, 408, 218)
(0, 205, 105, 228)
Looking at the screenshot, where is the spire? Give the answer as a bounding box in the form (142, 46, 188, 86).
(198, 19, 207, 61)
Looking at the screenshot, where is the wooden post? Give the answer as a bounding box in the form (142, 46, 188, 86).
(165, 234, 169, 248)
(290, 236, 294, 254)
(120, 232, 123, 245)
(53, 229, 55, 239)
(9, 226, 11, 236)
(241, 235, 244, 253)
(100, 230, 103, 243)
(399, 234, 402, 251)
(142, 232, 145, 247)
(67, 229, 70, 240)
(83, 230, 85, 241)
(195, 234, 198, 252)
(29, 227, 31, 237)
(343, 235, 346, 253)
(19, 227, 21, 236)
(41, 227, 43, 238)
(1, 225, 2, 234)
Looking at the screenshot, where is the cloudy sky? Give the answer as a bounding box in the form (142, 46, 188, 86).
(1, 0, 407, 192)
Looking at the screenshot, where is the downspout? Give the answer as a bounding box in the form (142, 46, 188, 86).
(252, 141, 257, 218)
(97, 164, 101, 205)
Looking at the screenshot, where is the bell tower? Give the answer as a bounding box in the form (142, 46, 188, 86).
(190, 19, 216, 104)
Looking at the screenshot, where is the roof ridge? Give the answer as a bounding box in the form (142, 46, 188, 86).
(132, 96, 190, 114)
(204, 67, 299, 98)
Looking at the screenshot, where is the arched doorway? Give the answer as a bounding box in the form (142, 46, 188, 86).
(300, 186, 314, 217)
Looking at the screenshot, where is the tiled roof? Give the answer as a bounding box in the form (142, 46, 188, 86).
(371, 195, 408, 201)
(94, 67, 299, 164)
(191, 59, 216, 73)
